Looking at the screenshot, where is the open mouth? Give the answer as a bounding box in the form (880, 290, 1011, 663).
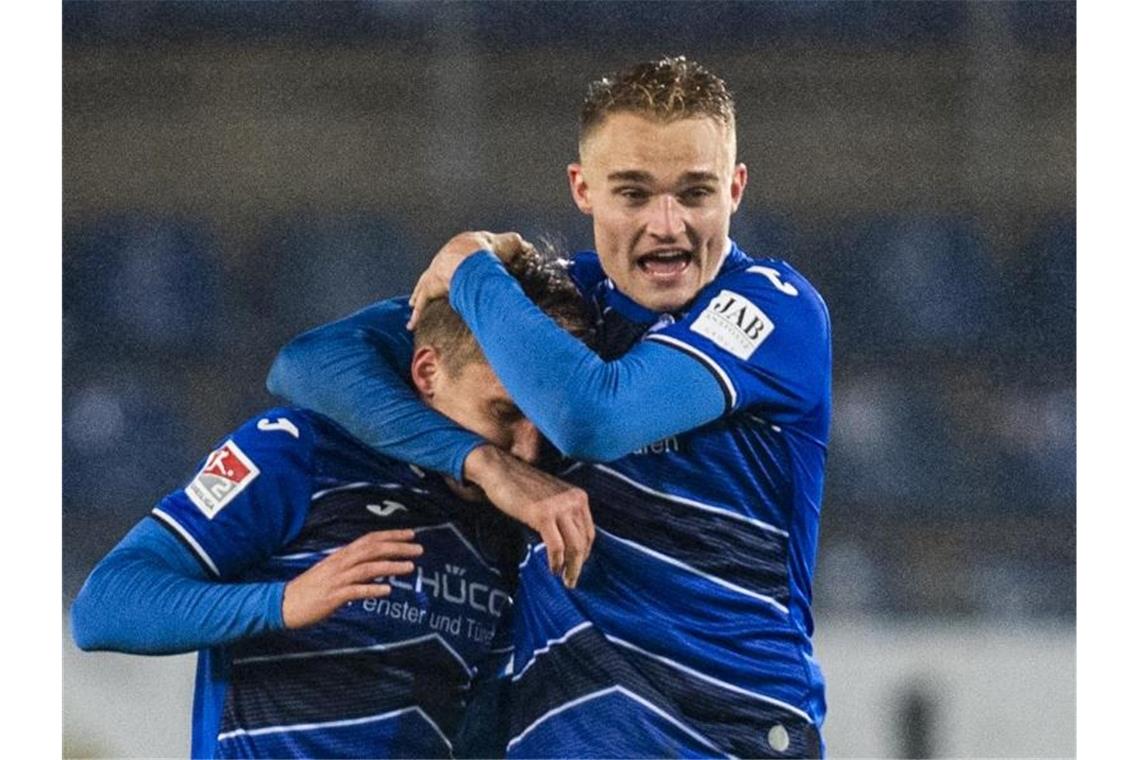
(636, 250, 693, 278)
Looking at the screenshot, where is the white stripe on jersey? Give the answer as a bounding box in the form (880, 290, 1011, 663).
(592, 464, 789, 538)
(231, 632, 475, 679)
(518, 542, 542, 570)
(604, 635, 813, 723)
(151, 508, 221, 577)
(642, 332, 739, 409)
(270, 547, 339, 561)
(510, 621, 593, 683)
(310, 481, 373, 500)
(310, 481, 428, 500)
(216, 705, 451, 751)
(506, 685, 726, 757)
(598, 527, 789, 615)
(558, 461, 586, 477)
(745, 413, 783, 433)
(270, 522, 502, 577)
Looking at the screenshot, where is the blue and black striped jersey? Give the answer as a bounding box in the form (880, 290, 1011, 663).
(506, 243, 830, 758)
(152, 408, 519, 759)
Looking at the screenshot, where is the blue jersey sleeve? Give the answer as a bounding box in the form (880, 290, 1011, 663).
(150, 408, 314, 578)
(267, 298, 486, 480)
(643, 261, 832, 423)
(70, 518, 286, 655)
(449, 252, 725, 462)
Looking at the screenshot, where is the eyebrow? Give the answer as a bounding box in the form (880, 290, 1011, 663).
(678, 171, 720, 184)
(606, 170, 720, 184)
(607, 170, 653, 183)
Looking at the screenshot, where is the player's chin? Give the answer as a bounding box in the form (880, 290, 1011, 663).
(640, 291, 694, 314)
(633, 274, 701, 313)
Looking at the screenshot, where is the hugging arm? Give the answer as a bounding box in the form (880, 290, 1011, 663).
(267, 298, 485, 481)
(450, 252, 726, 461)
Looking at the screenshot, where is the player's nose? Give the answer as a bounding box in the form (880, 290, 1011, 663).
(645, 195, 685, 239)
(509, 420, 542, 464)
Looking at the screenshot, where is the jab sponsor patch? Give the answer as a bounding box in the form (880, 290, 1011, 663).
(690, 289, 774, 359)
(185, 440, 260, 519)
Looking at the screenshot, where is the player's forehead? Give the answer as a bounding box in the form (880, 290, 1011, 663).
(581, 112, 735, 180)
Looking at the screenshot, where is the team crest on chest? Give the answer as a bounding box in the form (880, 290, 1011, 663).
(690, 289, 775, 359)
(185, 440, 260, 518)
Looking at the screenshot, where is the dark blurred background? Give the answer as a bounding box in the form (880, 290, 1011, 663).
(62, 2, 1075, 756)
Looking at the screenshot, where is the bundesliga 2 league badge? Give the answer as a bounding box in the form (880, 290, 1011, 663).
(185, 440, 260, 519)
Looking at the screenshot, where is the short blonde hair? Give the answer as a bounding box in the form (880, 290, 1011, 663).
(579, 56, 736, 145)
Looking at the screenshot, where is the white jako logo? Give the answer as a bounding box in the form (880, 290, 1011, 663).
(367, 500, 408, 518)
(747, 265, 799, 297)
(257, 417, 300, 439)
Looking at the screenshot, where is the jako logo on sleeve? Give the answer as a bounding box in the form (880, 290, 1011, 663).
(690, 289, 775, 359)
(185, 440, 260, 518)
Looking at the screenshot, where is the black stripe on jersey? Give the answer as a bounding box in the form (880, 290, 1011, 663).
(565, 466, 791, 609)
(220, 637, 470, 742)
(511, 627, 819, 759)
(283, 483, 521, 579)
(292, 485, 454, 551)
(226, 624, 478, 676)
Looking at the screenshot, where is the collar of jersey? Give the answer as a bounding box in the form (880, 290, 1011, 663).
(601, 280, 660, 323)
(601, 239, 749, 321)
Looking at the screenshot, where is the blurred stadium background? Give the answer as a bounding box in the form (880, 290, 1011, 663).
(61, 2, 1075, 757)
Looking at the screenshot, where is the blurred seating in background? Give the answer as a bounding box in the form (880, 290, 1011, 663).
(826, 214, 1001, 357)
(63, 214, 223, 363)
(64, 1, 1077, 53)
(250, 211, 421, 329)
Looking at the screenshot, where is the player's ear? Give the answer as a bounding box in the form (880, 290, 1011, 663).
(568, 163, 592, 215)
(730, 163, 748, 213)
(410, 346, 441, 399)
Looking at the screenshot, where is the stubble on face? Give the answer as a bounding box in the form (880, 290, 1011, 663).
(574, 112, 745, 313)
